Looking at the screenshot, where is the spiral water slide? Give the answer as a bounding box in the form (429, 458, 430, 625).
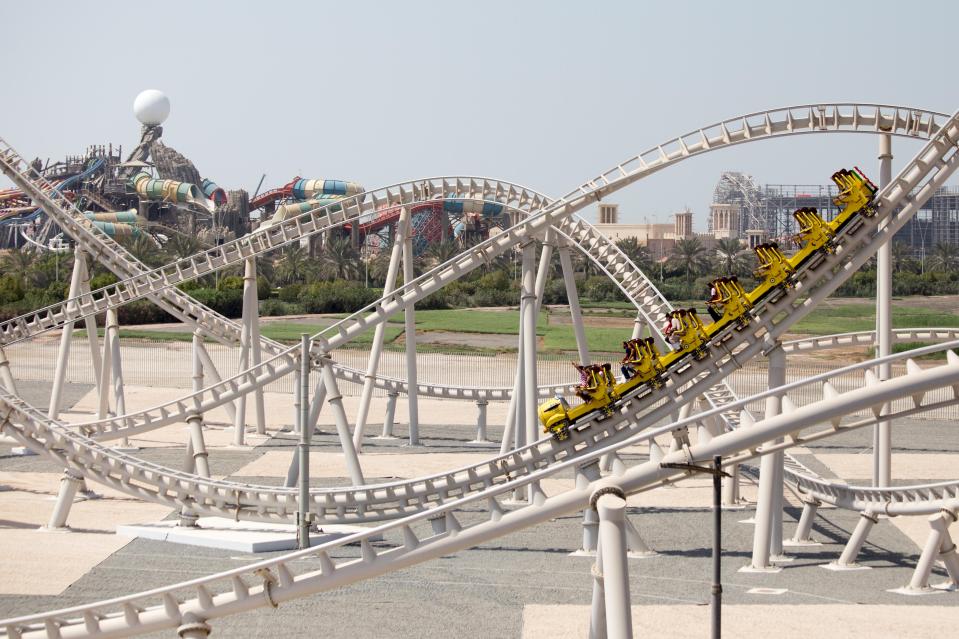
(2, 102, 959, 634)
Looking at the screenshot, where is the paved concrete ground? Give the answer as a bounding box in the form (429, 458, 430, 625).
(1, 378, 958, 638)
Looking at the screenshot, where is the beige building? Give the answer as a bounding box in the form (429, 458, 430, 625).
(710, 202, 740, 239)
(595, 204, 695, 244)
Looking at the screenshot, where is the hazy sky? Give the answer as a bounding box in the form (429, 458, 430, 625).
(3, 0, 958, 229)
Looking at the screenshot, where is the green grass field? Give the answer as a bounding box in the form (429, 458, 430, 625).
(87, 299, 959, 355)
(789, 304, 959, 335)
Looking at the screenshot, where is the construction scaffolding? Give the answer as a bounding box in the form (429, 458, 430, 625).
(712, 171, 959, 253)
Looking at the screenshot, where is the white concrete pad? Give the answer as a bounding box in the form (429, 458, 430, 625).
(233, 451, 497, 479)
(521, 604, 959, 638)
(118, 516, 377, 553)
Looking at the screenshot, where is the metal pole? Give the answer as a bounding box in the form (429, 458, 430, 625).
(401, 210, 419, 446)
(297, 334, 311, 549)
(355, 207, 408, 450)
(712, 455, 722, 639)
(596, 490, 633, 639)
(521, 241, 539, 447)
(875, 132, 893, 487)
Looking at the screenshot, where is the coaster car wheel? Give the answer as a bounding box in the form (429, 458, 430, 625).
(549, 421, 571, 441)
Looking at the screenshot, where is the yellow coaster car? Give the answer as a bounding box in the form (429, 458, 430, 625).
(753, 242, 794, 290)
(705, 276, 752, 331)
(662, 308, 710, 364)
(539, 363, 618, 441)
(621, 337, 666, 389)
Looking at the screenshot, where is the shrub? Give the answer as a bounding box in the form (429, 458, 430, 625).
(117, 300, 175, 325)
(259, 299, 300, 316)
(297, 280, 380, 313)
(0, 275, 24, 305)
(217, 275, 244, 291)
(278, 284, 302, 303)
(89, 272, 118, 290)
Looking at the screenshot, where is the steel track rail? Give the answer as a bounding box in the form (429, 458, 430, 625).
(2, 361, 957, 639)
(0, 106, 956, 531)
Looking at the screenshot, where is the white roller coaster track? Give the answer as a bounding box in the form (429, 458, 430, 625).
(1, 102, 959, 635)
(0, 103, 956, 526)
(1, 351, 957, 638)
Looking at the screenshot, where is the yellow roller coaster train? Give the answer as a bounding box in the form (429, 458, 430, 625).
(538, 167, 878, 441)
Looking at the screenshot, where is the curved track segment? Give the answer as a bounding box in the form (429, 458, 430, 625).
(1, 107, 958, 532)
(2, 358, 958, 639)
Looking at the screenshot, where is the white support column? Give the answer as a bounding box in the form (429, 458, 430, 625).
(194, 342, 237, 423)
(244, 258, 267, 436)
(48, 246, 87, 420)
(743, 344, 786, 572)
(559, 245, 590, 365)
(75, 255, 103, 391)
(471, 399, 490, 443)
(588, 536, 606, 639)
(875, 132, 893, 487)
(899, 511, 954, 593)
(595, 489, 634, 639)
(937, 514, 959, 589)
(402, 210, 419, 446)
(500, 348, 523, 455)
(785, 498, 822, 546)
(828, 511, 878, 570)
(318, 356, 365, 485)
(503, 237, 554, 453)
(0, 346, 18, 394)
(106, 308, 134, 450)
(379, 390, 399, 439)
(188, 333, 211, 479)
(521, 240, 539, 447)
(232, 267, 253, 447)
(354, 207, 408, 450)
(45, 470, 83, 530)
(96, 311, 113, 422)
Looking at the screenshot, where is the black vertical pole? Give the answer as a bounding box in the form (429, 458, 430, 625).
(712, 455, 722, 639)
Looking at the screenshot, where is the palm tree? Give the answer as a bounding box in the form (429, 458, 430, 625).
(321, 235, 360, 280)
(125, 235, 163, 267)
(669, 237, 713, 282)
(714, 238, 749, 277)
(890, 241, 914, 274)
(927, 242, 959, 273)
(276, 243, 309, 285)
(1, 247, 36, 287)
(615, 237, 654, 272)
(165, 234, 202, 260)
(425, 240, 458, 267)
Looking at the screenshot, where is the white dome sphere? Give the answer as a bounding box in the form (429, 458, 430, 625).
(133, 90, 170, 126)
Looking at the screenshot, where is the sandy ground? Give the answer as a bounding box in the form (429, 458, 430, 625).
(521, 604, 959, 638)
